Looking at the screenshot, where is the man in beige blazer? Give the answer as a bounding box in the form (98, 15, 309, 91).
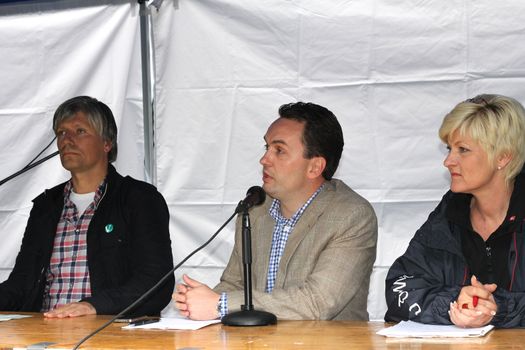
(174, 102, 377, 321)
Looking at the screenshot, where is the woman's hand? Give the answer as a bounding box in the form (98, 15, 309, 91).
(449, 275, 497, 328)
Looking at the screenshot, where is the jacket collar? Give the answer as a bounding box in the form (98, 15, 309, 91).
(39, 163, 119, 205)
(414, 191, 464, 256)
(506, 170, 525, 224)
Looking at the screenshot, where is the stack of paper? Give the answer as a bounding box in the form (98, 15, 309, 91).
(377, 321, 494, 338)
(0, 314, 32, 322)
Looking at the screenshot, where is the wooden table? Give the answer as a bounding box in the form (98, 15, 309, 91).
(0, 313, 520, 349)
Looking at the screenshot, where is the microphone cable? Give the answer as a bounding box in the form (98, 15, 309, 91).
(0, 137, 59, 187)
(23, 136, 57, 169)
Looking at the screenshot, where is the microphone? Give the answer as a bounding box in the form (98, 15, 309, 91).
(73, 185, 267, 349)
(234, 186, 266, 213)
(222, 185, 276, 327)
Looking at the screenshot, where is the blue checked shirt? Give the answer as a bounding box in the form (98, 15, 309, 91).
(218, 184, 324, 317)
(265, 184, 324, 292)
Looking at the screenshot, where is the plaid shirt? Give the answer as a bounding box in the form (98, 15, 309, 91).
(265, 184, 324, 292)
(41, 179, 107, 312)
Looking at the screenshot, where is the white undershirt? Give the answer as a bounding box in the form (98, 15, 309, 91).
(69, 191, 95, 215)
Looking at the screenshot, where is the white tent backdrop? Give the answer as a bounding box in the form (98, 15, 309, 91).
(0, 0, 145, 287)
(2, 0, 525, 321)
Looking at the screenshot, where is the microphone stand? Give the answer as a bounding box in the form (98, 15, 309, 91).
(221, 209, 277, 326)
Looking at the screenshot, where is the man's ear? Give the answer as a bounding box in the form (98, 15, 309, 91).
(103, 141, 112, 153)
(307, 156, 326, 179)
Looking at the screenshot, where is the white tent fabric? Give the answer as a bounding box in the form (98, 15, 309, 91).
(2, 0, 525, 322)
(0, 1, 144, 281)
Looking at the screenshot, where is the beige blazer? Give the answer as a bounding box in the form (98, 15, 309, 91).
(214, 179, 378, 320)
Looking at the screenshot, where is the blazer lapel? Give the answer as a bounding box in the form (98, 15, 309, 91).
(251, 202, 277, 290)
(274, 181, 335, 288)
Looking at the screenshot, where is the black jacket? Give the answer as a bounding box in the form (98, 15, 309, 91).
(385, 171, 525, 328)
(0, 165, 174, 317)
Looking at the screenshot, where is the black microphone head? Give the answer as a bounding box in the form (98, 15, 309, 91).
(235, 186, 266, 213)
(246, 185, 266, 206)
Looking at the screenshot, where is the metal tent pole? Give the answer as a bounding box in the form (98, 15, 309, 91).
(138, 0, 156, 185)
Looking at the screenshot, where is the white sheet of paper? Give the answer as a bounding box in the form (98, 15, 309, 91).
(122, 317, 221, 330)
(0, 314, 32, 322)
(377, 320, 494, 338)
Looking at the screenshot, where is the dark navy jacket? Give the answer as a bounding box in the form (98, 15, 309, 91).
(385, 171, 525, 328)
(0, 165, 174, 317)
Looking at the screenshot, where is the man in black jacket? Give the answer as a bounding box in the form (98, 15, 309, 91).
(0, 96, 174, 318)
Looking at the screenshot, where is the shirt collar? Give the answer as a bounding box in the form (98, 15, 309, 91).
(269, 183, 325, 223)
(446, 192, 472, 231)
(63, 177, 108, 210)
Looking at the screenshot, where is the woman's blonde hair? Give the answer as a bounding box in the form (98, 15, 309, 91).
(439, 94, 525, 186)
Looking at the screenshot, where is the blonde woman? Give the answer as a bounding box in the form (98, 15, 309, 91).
(385, 94, 525, 328)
